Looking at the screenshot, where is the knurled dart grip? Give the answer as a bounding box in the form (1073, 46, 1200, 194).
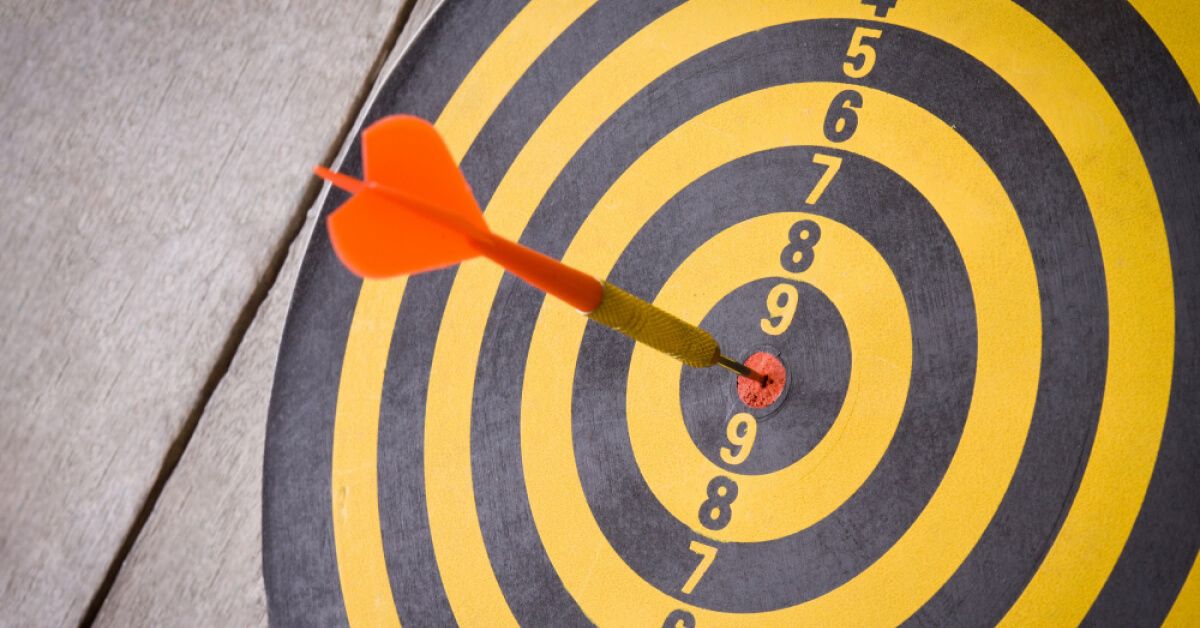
(586, 281, 720, 368)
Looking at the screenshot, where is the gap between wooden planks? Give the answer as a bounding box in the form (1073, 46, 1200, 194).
(0, 1, 425, 626)
(86, 2, 444, 626)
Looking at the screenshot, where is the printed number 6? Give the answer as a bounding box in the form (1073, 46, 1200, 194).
(823, 90, 863, 143)
(663, 610, 695, 628)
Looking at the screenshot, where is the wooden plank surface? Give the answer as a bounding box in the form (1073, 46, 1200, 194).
(89, 2, 443, 625)
(0, 2, 406, 625)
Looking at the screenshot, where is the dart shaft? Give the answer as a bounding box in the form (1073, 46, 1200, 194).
(473, 235, 604, 312)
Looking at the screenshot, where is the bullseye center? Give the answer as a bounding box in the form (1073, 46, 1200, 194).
(737, 351, 787, 408)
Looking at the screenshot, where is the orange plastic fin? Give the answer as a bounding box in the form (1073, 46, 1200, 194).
(362, 115, 485, 232)
(315, 115, 490, 279)
(326, 190, 479, 278)
(315, 166, 489, 242)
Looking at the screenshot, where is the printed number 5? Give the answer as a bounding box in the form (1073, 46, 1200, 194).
(844, 26, 883, 78)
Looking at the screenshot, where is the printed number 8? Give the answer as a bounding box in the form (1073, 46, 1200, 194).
(698, 476, 739, 530)
(780, 219, 822, 273)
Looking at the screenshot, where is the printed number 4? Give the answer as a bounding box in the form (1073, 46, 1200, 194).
(861, 0, 897, 18)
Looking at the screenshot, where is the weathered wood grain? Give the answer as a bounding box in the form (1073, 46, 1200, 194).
(89, 2, 443, 625)
(0, 2, 406, 625)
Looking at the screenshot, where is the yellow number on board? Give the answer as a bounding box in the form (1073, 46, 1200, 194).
(760, 283, 799, 335)
(806, 153, 843, 205)
(843, 26, 883, 78)
(720, 412, 758, 465)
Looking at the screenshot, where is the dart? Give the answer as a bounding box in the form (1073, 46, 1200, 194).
(315, 114, 766, 384)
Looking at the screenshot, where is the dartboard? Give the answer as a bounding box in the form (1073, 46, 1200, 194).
(263, 1, 1200, 625)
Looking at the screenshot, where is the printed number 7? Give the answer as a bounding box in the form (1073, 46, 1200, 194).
(681, 540, 718, 595)
(806, 153, 842, 205)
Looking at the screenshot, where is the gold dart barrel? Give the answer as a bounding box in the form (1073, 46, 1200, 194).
(586, 281, 764, 382)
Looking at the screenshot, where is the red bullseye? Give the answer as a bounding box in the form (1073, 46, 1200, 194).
(737, 352, 787, 409)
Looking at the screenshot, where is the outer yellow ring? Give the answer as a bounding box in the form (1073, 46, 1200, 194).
(329, 2, 596, 626)
(1085, 2, 1200, 620)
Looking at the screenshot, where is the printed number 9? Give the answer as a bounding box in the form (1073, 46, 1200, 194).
(760, 283, 799, 336)
(720, 412, 758, 465)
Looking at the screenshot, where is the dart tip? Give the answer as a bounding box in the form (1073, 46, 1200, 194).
(717, 354, 768, 385)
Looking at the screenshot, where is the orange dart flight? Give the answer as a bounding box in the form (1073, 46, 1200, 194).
(316, 115, 765, 383)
